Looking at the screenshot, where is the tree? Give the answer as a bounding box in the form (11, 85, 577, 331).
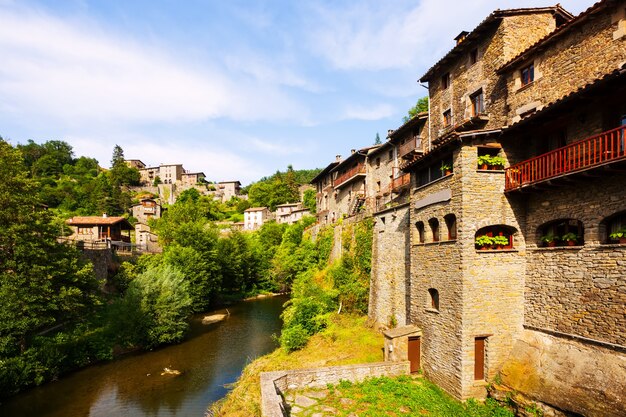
(0, 139, 100, 355)
(108, 145, 140, 187)
(374, 132, 382, 145)
(302, 188, 316, 214)
(403, 96, 429, 123)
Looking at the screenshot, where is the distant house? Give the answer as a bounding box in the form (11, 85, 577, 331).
(217, 180, 242, 202)
(243, 207, 270, 230)
(275, 202, 302, 224)
(181, 171, 206, 188)
(286, 207, 311, 224)
(125, 159, 146, 170)
(66, 215, 133, 250)
(135, 223, 161, 253)
(159, 163, 184, 185)
(131, 198, 162, 224)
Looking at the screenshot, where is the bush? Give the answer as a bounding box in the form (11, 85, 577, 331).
(280, 324, 310, 352)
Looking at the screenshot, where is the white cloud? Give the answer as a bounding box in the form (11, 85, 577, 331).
(0, 5, 308, 129)
(246, 137, 310, 156)
(341, 103, 395, 121)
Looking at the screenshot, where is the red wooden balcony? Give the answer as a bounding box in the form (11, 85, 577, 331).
(505, 125, 626, 191)
(398, 138, 424, 159)
(334, 163, 366, 188)
(392, 173, 411, 192)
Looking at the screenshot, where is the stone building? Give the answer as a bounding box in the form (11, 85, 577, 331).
(65, 215, 133, 252)
(310, 159, 340, 225)
(130, 198, 162, 224)
(180, 171, 206, 188)
(377, 1, 626, 415)
(275, 202, 302, 224)
(330, 146, 380, 218)
(124, 159, 146, 170)
(243, 207, 270, 231)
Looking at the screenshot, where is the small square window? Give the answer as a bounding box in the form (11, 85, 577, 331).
(469, 49, 478, 65)
(470, 89, 484, 116)
(442, 72, 450, 89)
(376, 157, 380, 168)
(443, 109, 452, 127)
(521, 63, 534, 86)
(388, 150, 393, 161)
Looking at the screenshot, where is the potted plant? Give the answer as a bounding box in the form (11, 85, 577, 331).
(609, 227, 626, 244)
(540, 234, 558, 247)
(492, 235, 509, 249)
(475, 235, 494, 250)
(477, 155, 491, 170)
(440, 163, 452, 176)
(561, 232, 579, 246)
(489, 156, 506, 170)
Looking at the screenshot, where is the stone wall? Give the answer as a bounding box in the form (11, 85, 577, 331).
(520, 174, 626, 346)
(369, 204, 410, 326)
(366, 144, 396, 213)
(499, 329, 626, 417)
(504, 2, 626, 125)
(260, 362, 410, 417)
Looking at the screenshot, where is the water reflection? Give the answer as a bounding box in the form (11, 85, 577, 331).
(0, 295, 286, 417)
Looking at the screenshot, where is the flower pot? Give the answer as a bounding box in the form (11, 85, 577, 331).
(566, 240, 576, 246)
(445, 170, 452, 176)
(620, 237, 626, 244)
(495, 245, 503, 250)
(480, 245, 492, 250)
(480, 164, 488, 170)
(547, 241, 556, 247)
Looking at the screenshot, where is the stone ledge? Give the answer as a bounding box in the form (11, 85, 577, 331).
(475, 248, 518, 253)
(475, 169, 505, 173)
(414, 240, 457, 247)
(260, 361, 411, 417)
(529, 246, 583, 251)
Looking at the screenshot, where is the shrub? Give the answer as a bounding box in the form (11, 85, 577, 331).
(280, 324, 310, 352)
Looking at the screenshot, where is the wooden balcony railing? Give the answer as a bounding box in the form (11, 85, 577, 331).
(392, 173, 411, 191)
(334, 163, 366, 188)
(398, 138, 423, 159)
(505, 125, 626, 191)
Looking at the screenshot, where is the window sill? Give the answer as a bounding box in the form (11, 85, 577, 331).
(475, 248, 518, 253)
(425, 308, 440, 314)
(530, 246, 583, 251)
(414, 240, 457, 247)
(413, 173, 453, 193)
(476, 169, 505, 173)
(515, 81, 535, 93)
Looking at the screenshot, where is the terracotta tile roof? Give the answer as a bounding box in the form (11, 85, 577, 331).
(388, 112, 428, 144)
(67, 216, 133, 229)
(419, 6, 573, 82)
(497, 0, 613, 74)
(310, 161, 339, 184)
(330, 145, 380, 173)
(244, 207, 268, 212)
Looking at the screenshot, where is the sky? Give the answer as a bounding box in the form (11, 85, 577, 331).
(0, 0, 592, 184)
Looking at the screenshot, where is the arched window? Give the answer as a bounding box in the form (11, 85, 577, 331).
(415, 221, 425, 243)
(537, 219, 584, 247)
(429, 218, 440, 242)
(444, 214, 457, 240)
(475, 225, 516, 250)
(601, 211, 626, 243)
(428, 288, 439, 310)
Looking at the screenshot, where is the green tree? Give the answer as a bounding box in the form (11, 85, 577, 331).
(108, 145, 140, 187)
(374, 132, 382, 145)
(0, 139, 100, 355)
(403, 96, 429, 123)
(302, 188, 316, 214)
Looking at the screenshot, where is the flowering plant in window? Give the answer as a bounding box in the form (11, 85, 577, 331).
(609, 227, 626, 243)
(561, 232, 579, 246)
(475, 235, 494, 249)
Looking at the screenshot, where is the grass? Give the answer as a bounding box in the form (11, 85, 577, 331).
(292, 376, 515, 417)
(212, 314, 383, 416)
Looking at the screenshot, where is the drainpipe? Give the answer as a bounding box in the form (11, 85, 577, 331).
(419, 82, 431, 152)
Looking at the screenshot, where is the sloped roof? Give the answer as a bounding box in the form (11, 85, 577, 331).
(330, 145, 380, 173)
(310, 161, 339, 184)
(388, 112, 428, 144)
(67, 216, 133, 230)
(419, 6, 573, 82)
(497, 0, 614, 73)
(244, 207, 268, 212)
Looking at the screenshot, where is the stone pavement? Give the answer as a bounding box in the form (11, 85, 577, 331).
(283, 388, 350, 417)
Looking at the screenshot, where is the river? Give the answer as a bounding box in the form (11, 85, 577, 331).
(0, 295, 287, 417)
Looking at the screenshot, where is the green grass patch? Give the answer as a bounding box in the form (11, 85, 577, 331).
(294, 375, 513, 417)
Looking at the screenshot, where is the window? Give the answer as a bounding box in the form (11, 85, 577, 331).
(376, 157, 380, 168)
(470, 89, 484, 116)
(415, 156, 453, 187)
(521, 62, 534, 86)
(428, 288, 439, 310)
(444, 214, 457, 240)
(475, 225, 516, 250)
(601, 211, 626, 243)
(443, 109, 452, 127)
(429, 218, 440, 242)
(388, 150, 393, 161)
(469, 48, 478, 65)
(538, 219, 584, 247)
(376, 181, 381, 192)
(442, 72, 451, 89)
(415, 221, 425, 243)
(78, 227, 92, 235)
(474, 337, 486, 380)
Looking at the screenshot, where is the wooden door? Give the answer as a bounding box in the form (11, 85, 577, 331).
(408, 336, 421, 373)
(474, 337, 486, 380)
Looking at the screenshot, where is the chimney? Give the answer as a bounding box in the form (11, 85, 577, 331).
(351, 149, 356, 154)
(387, 129, 394, 137)
(102, 213, 108, 218)
(454, 31, 469, 45)
(335, 155, 342, 162)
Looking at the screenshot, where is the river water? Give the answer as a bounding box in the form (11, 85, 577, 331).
(0, 295, 287, 417)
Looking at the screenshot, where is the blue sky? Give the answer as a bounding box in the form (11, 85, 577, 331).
(0, 0, 591, 184)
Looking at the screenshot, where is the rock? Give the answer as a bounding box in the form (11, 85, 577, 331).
(161, 367, 182, 376)
(202, 314, 227, 325)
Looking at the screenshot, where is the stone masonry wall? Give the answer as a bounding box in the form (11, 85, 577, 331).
(505, 2, 626, 125)
(521, 174, 626, 346)
(369, 204, 410, 326)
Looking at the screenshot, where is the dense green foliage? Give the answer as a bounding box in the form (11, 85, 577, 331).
(15, 139, 140, 216)
(313, 376, 514, 417)
(245, 165, 320, 211)
(279, 218, 374, 351)
(403, 96, 429, 123)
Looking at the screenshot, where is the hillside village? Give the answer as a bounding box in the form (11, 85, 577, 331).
(262, 1, 625, 416)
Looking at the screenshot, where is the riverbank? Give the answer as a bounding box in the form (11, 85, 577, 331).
(211, 314, 383, 417)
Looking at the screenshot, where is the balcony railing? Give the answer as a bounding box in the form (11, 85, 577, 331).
(505, 125, 626, 191)
(334, 163, 366, 188)
(391, 173, 411, 192)
(398, 138, 423, 159)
